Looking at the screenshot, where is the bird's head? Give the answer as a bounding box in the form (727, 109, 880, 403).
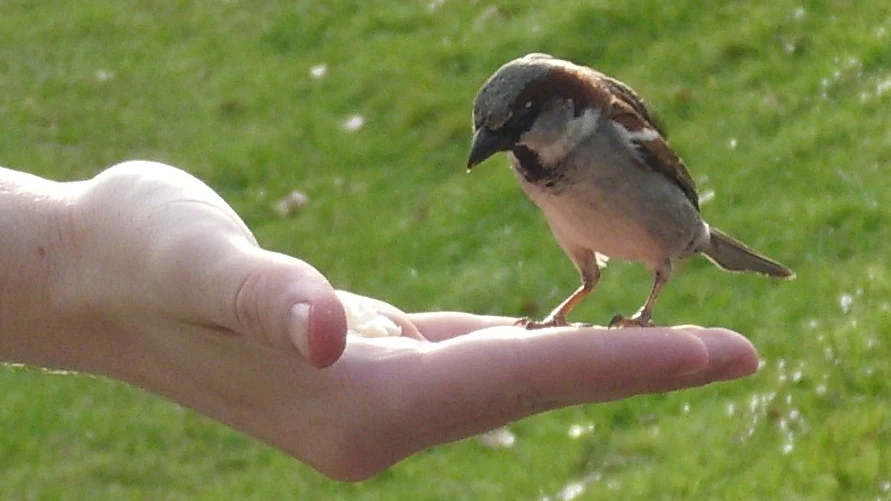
(467, 53, 603, 170)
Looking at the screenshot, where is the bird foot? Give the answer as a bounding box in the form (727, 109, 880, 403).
(608, 314, 655, 329)
(515, 316, 591, 330)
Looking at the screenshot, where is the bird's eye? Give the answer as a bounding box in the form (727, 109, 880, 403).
(517, 101, 536, 120)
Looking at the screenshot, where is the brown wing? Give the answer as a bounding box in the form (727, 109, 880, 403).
(607, 96, 700, 210)
(599, 75, 668, 138)
(534, 62, 698, 209)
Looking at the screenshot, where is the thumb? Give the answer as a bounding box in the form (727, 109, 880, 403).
(80, 163, 348, 367)
(219, 247, 348, 368)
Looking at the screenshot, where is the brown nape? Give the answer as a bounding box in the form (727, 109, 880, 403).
(512, 66, 610, 120)
(600, 76, 665, 135)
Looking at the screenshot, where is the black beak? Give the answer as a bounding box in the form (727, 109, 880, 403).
(466, 128, 514, 170)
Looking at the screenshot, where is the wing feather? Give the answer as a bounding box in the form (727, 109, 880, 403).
(606, 94, 700, 210)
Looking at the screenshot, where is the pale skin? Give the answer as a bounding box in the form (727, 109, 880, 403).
(0, 161, 760, 481)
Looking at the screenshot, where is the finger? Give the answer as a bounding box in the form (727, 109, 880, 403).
(139, 204, 347, 366)
(166, 240, 347, 368)
(423, 326, 713, 410)
(221, 248, 348, 368)
(80, 163, 349, 367)
(647, 327, 760, 389)
(376, 326, 756, 462)
(406, 312, 519, 341)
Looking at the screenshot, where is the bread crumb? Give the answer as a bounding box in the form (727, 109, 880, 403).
(337, 292, 402, 338)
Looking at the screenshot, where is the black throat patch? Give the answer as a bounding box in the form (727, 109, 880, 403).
(511, 145, 562, 189)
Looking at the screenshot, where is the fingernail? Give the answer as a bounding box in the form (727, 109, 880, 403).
(287, 302, 311, 359)
(691, 329, 759, 380)
(667, 333, 710, 376)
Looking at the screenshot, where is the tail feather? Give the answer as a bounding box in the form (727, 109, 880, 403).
(702, 227, 795, 279)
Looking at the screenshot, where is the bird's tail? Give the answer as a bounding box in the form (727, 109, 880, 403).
(702, 227, 795, 279)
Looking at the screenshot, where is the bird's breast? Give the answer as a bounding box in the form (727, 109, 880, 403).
(509, 148, 706, 266)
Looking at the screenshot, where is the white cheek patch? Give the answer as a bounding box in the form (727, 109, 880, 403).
(522, 107, 602, 166)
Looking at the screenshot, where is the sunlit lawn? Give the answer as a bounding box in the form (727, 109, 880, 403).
(1, 1, 890, 499)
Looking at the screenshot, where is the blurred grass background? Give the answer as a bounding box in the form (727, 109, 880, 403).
(1, 0, 890, 499)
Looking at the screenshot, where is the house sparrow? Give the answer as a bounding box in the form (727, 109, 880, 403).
(466, 53, 794, 328)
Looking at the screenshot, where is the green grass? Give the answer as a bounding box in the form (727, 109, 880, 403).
(2, 0, 891, 499)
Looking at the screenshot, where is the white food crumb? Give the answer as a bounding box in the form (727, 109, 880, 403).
(337, 292, 403, 338)
(477, 427, 516, 449)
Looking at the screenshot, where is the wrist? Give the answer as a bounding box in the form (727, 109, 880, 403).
(0, 167, 94, 370)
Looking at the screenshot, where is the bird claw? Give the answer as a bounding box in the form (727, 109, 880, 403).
(515, 317, 561, 329)
(608, 314, 655, 329)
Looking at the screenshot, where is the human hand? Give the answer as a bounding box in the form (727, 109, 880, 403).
(292, 319, 757, 480)
(1, 161, 758, 482)
(47, 160, 396, 371)
(123, 309, 756, 481)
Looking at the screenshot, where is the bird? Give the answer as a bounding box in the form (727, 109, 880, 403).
(466, 53, 794, 329)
